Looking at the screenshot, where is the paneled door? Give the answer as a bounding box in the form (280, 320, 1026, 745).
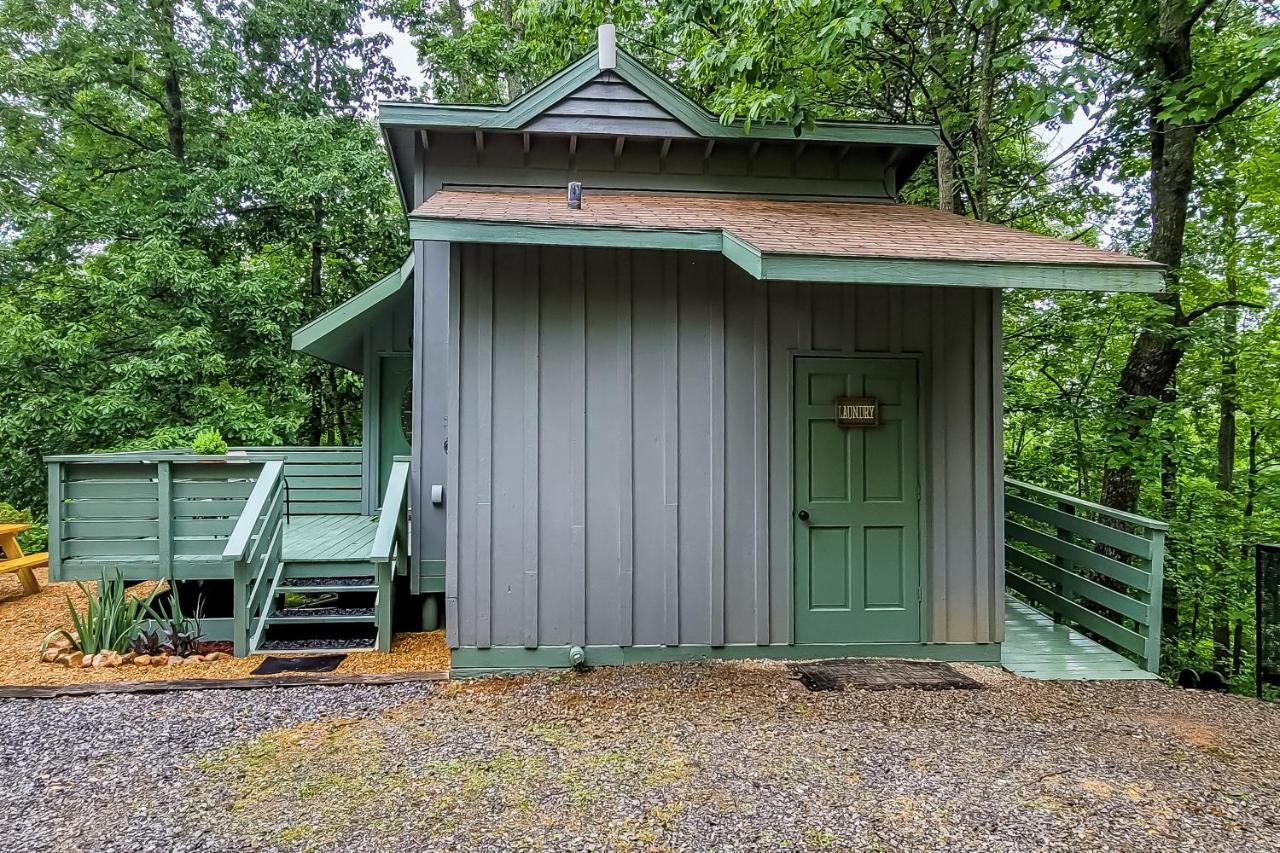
(793, 357, 921, 644)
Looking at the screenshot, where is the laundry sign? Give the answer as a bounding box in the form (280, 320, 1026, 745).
(835, 396, 879, 428)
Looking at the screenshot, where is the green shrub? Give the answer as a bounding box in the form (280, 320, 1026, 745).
(0, 502, 46, 552)
(191, 428, 229, 455)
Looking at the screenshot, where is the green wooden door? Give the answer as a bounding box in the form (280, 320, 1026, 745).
(793, 357, 922, 644)
(379, 356, 412, 499)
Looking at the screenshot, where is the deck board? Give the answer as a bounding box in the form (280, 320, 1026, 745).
(1002, 597, 1158, 680)
(282, 514, 379, 562)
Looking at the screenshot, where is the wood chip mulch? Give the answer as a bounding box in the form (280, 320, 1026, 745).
(0, 569, 450, 687)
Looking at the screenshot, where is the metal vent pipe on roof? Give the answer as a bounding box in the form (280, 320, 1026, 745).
(598, 24, 616, 70)
(568, 181, 582, 210)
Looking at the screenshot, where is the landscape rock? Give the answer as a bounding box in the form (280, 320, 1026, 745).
(64, 652, 84, 668)
(121, 651, 136, 664)
(167, 656, 183, 666)
(41, 649, 59, 663)
(90, 653, 106, 669)
(134, 655, 151, 667)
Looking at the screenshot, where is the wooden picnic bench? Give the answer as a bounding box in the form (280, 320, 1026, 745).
(0, 522, 45, 595)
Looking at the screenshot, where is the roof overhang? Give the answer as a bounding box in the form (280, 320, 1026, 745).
(379, 51, 940, 148)
(408, 193, 1164, 293)
(378, 48, 939, 211)
(292, 256, 413, 371)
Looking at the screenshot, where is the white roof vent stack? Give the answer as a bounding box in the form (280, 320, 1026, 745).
(598, 24, 617, 70)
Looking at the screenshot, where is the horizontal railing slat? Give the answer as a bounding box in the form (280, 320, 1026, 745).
(1005, 519, 1151, 590)
(1005, 493, 1152, 559)
(63, 500, 160, 520)
(63, 481, 159, 500)
(170, 499, 248, 519)
(1006, 571, 1148, 657)
(1005, 545, 1150, 624)
(63, 520, 159, 539)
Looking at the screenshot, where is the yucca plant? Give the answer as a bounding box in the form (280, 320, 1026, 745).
(46, 569, 158, 655)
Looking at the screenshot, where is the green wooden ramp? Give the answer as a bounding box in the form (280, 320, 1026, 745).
(1002, 597, 1158, 681)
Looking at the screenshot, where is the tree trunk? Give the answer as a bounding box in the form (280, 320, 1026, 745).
(1098, 1, 1199, 513)
(150, 0, 186, 162)
(328, 366, 348, 446)
(302, 198, 326, 445)
(971, 18, 997, 222)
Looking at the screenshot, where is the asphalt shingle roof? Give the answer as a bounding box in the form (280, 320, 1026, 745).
(412, 191, 1158, 269)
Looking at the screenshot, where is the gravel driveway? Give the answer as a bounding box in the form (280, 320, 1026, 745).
(2, 662, 1278, 852)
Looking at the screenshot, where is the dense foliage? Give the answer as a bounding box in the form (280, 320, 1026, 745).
(3, 0, 1279, 690)
(0, 0, 412, 513)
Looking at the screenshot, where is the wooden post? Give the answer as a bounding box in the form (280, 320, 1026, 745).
(157, 460, 172, 576)
(232, 558, 248, 657)
(1047, 499, 1076, 624)
(46, 462, 62, 582)
(1145, 528, 1166, 673)
(376, 560, 393, 652)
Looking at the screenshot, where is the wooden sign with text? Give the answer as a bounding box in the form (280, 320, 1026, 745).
(835, 396, 879, 428)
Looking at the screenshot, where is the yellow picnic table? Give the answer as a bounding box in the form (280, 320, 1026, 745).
(0, 522, 45, 595)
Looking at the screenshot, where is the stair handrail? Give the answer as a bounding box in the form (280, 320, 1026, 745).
(1004, 477, 1166, 673)
(370, 458, 411, 652)
(224, 459, 286, 656)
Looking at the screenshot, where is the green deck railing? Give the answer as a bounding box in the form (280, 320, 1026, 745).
(1004, 478, 1168, 672)
(225, 460, 286, 656)
(45, 452, 274, 582)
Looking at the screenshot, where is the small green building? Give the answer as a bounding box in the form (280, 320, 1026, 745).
(46, 27, 1169, 678)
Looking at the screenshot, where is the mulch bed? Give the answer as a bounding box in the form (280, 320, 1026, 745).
(0, 568, 451, 687)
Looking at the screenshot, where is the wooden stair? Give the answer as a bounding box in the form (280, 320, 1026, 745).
(250, 561, 385, 655)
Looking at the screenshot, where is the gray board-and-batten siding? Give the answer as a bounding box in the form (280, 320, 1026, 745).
(402, 98, 938, 601)
(443, 242, 1004, 658)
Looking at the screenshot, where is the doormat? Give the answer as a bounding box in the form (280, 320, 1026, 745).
(788, 659, 983, 692)
(252, 654, 347, 675)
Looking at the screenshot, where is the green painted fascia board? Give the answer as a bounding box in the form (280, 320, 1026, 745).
(380, 51, 603, 132)
(408, 216, 1164, 293)
(292, 255, 413, 370)
(408, 217, 723, 252)
(449, 642, 1002, 676)
(756, 255, 1165, 293)
(379, 48, 940, 149)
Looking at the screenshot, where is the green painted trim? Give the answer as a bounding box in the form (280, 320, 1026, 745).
(408, 217, 1163, 294)
(449, 642, 1001, 675)
(756, 255, 1164, 293)
(408, 218, 722, 251)
(292, 256, 413, 372)
(379, 48, 940, 149)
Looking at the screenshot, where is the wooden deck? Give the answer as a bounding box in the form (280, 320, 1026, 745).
(1002, 597, 1158, 680)
(282, 514, 379, 562)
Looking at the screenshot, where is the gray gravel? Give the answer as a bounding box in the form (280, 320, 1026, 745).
(0, 683, 434, 853)
(2, 662, 1279, 852)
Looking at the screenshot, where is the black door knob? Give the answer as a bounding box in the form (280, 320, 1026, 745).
(798, 510, 810, 521)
